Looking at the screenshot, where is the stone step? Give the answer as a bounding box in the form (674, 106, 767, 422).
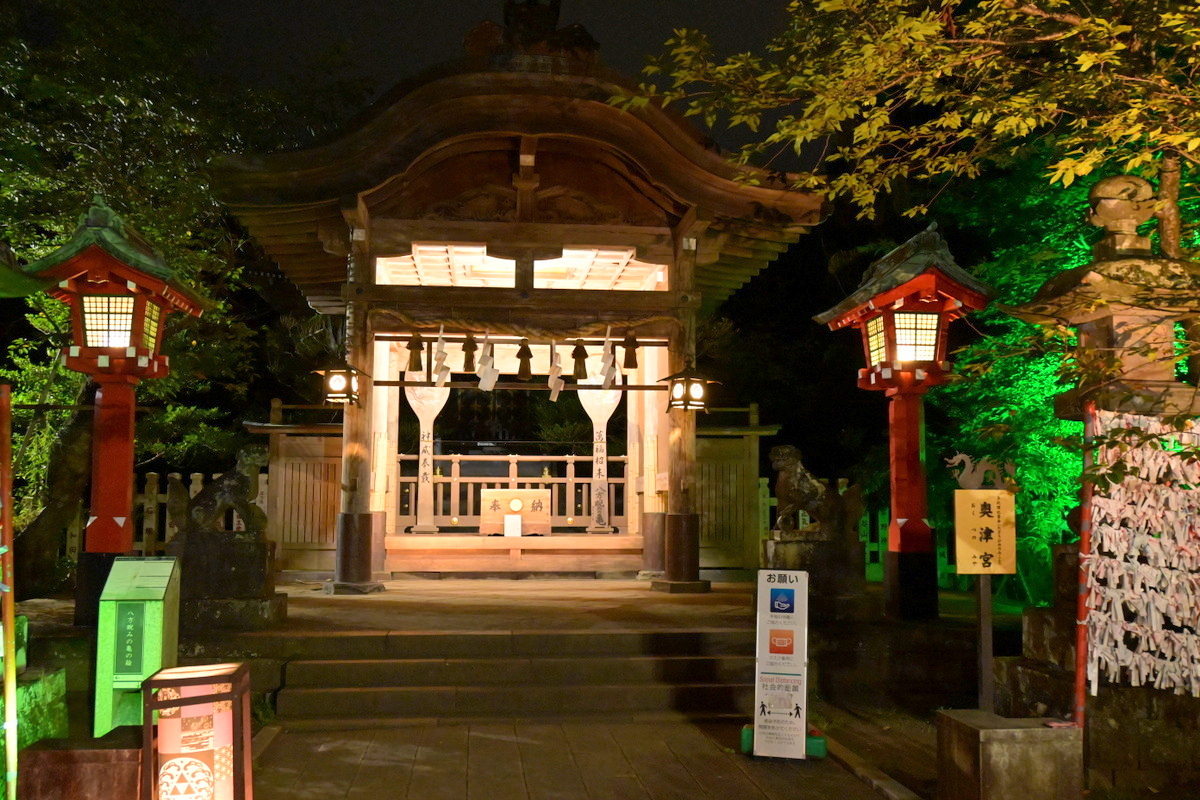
(275, 682, 754, 720)
(273, 709, 748, 732)
(285, 654, 756, 688)
(188, 627, 755, 661)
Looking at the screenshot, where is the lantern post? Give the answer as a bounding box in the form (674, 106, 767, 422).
(21, 197, 205, 624)
(815, 228, 990, 620)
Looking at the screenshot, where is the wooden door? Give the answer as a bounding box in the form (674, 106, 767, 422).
(696, 436, 761, 569)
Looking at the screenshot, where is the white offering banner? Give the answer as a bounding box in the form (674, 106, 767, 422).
(753, 570, 809, 759)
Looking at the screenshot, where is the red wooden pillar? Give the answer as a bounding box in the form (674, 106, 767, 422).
(885, 389, 937, 619)
(86, 376, 138, 553)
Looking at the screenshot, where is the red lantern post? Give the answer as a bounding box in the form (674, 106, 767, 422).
(815, 228, 990, 619)
(21, 197, 205, 622)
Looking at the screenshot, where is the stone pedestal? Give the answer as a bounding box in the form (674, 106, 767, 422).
(19, 725, 141, 800)
(167, 534, 287, 630)
(936, 709, 1082, 800)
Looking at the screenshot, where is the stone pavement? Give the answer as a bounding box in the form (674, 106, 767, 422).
(242, 579, 928, 799)
(253, 719, 885, 800)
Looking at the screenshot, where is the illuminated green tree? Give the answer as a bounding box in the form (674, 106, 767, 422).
(634, 1, 1200, 254)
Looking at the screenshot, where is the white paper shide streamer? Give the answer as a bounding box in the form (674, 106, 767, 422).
(547, 340, 564, 401)
(432, 325, 451, 387)
(1086, 410, 1200, 697)
(475, 332, 499, 391)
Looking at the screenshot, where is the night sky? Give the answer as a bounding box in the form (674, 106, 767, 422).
(182, 0, 792, 93)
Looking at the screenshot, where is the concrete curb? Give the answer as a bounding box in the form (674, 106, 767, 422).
(251, 724, 283, 764)
(825, 734, 923, 800)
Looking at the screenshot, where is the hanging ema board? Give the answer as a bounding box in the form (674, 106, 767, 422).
(753, 569, 809, 758)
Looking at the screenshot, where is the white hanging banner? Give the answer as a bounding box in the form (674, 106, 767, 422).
(753, 569, 809, 759)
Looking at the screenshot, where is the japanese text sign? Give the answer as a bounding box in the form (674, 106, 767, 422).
(753, 570, 808, 759)
(954, 489, 1016, 574)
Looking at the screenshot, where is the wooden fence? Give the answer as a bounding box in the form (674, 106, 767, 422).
(65, 471, 271, 559)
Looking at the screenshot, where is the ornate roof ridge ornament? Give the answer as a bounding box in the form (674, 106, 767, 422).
(464, 0, 599, 70)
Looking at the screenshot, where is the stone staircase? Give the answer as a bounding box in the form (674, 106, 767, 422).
(251, 629, 755, 727)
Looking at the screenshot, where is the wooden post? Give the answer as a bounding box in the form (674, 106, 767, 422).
(330, 243, 384, 593)
(653, 213, 709, 593)
(978, 573, 994, 713)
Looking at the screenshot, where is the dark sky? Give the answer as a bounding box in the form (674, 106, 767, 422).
(183, 0, 791, 94)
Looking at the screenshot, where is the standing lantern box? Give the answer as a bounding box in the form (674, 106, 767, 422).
(142, 662, 252, 800)
(95, 557, 180, 737)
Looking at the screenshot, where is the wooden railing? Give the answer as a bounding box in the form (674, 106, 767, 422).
(394, 453, 627, 532)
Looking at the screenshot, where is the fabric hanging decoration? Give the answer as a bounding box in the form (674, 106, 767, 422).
(461, 333, 478, 373)
(407, 332, 425, 372)
(432, 325, 451, 386)
(516, 338, 533, 381)
(572, 340, 588, 380)
(547, 340, 564, 401)
(622, 330, 638, 370)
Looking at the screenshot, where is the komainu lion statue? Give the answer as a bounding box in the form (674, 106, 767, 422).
(167, 447, 268, 542)
(769, 445, 825, 533)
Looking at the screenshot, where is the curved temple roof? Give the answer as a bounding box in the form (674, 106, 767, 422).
(214, 49, 825, 316)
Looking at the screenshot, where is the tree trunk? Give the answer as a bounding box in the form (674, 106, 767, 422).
(1158, 153, 1183, 259)
(15, 412, 92, 599)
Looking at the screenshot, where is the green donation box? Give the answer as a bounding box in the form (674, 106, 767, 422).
(94, 556, 180, 737)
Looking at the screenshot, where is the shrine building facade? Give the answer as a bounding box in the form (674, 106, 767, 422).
(213, 8, 823, 583)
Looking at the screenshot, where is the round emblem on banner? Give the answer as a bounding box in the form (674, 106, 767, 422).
(158, 756, 214, 799)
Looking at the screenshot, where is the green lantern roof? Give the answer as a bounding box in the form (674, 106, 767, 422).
(19, 196, 208, 313)
(22, 195, 174, 280)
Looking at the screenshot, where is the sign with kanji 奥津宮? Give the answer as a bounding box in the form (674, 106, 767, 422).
(954, 490, 1016, 574)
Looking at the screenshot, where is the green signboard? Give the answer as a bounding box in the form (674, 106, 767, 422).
(95, 557, 179, 737)
(113, 601, 144, 677)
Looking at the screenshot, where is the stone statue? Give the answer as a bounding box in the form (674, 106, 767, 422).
(164, 445, 284, 631)
(766, 445, 866, 617)
(166, 446, 268, 543)
(1088, 175, 1156, 257)
(769, 445, 825, 533)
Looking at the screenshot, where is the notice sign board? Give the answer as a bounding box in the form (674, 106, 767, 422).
(753, 570, 808, 759)
(114, 601, 144, 677)
(479, 488, 551, 535)
(954, 490, 1017, 574)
